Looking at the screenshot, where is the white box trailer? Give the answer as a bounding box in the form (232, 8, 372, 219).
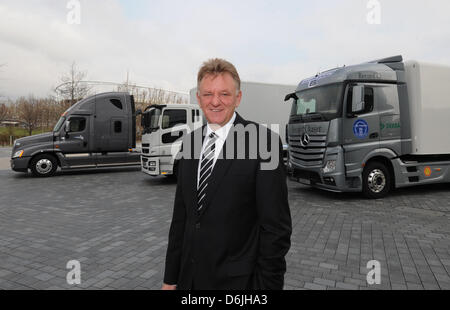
(189, 81, 296, 146)
(405, 61, 450, 155)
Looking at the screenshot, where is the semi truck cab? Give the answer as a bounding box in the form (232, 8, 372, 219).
(286, 56, 450, 198)
(141, 104, 204, 176)
(11, 92, 141, 177)
(286, 55, 417, 198)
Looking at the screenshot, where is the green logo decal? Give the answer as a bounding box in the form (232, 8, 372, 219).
(380, 122, 400, 130)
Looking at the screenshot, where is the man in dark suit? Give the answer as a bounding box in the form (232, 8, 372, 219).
(162, 58, 292, 290)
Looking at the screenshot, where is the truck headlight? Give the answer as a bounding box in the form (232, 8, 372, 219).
(13, 150, 24, 158)
(323, 160, 336, 173)
(149, 161, 156, 167)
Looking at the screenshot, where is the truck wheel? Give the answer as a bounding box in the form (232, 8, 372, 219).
(362, 161, 391, 199)
(30, 154, 58, 177)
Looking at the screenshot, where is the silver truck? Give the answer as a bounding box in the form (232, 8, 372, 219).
(11, 92, 141, 177)
(286, 55, 450, 198)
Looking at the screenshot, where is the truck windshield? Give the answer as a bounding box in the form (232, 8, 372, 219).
(53, 116, 66, 132)
(291, 83, 343, 121)
(142, 108, 161, 134)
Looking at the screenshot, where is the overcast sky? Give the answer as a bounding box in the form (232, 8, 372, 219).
(0, 0, 450, 99)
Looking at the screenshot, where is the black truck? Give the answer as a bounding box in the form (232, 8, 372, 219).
(10, 92, 141, 177)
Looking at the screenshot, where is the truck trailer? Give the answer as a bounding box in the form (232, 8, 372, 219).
(285, 55, 450, 198)
(11, 92, 141, 177)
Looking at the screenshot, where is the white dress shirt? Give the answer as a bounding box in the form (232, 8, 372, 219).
(197, 112, 236, 188)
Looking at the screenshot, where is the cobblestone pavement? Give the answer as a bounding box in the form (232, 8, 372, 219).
(0, 165, 450, 290)
(0, 148, 12, 170)
(0, 147, 12, 158)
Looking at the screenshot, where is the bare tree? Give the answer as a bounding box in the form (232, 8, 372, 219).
(36, 97, 64, 130)
(55, 62, 91, 106)
(16, 96, 42, 136)
(0, 103, 8, 121)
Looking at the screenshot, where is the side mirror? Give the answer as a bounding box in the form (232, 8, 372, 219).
(352, 85, 365, 114)
(141, 113, 146, 128)
(136, 109, 142, 116)
(64, 121, 70, 133)
(284, 93, 298, 102)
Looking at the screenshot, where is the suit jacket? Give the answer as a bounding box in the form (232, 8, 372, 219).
(163, 113, 292, 290)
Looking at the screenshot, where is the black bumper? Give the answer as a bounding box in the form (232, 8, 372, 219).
(10, 157, 30, 172)
(288, 166, 323, 184)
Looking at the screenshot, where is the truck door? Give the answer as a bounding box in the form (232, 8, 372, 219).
(59, 115, 92, 166)
(110, 116, 127, 150)
(342, 83, 379, 175)
(160, 108, 188, 156)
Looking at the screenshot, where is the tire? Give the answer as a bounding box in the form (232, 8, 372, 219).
(362, 161, 392, 199)
(30, 154, 58, 177)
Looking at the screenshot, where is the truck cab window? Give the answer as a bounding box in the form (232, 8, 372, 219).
(290, 83, 342, 121)
(110, 99, 123, 110)
(69, 117, 86, 132)
(53, 116, 66, 132)
(364, 88, 374, 113)
(114, 121, 122, 133)
(347, 86, 374, 115)
(162, 109, 187, 129)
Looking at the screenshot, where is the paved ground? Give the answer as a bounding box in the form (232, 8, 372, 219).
(1, 147, 450, 290)
(0, 148, 11, 170)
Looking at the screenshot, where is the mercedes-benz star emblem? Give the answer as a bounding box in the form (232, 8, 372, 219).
(301, 133, 310, 146)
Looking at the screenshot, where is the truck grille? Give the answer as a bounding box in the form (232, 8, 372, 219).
(289, 134, 326, 166)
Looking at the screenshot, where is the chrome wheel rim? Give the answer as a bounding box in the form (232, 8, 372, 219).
(36, 159, 52, 175)
(368, 169, 386, 193)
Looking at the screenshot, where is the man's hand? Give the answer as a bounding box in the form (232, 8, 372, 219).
(162, 283, 177, 290)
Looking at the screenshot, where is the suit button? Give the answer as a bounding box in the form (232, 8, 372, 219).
(196, 223, 201, 229)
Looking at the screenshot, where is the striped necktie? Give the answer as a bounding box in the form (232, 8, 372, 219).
(197, 133, 218, 212)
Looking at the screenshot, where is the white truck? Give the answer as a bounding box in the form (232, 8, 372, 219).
(140, 103, 203, 176)
(140, 81, 296, 177)
(286, 55, 450, 198)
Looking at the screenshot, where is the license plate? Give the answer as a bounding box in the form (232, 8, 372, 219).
(299, 178, 311, 185)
